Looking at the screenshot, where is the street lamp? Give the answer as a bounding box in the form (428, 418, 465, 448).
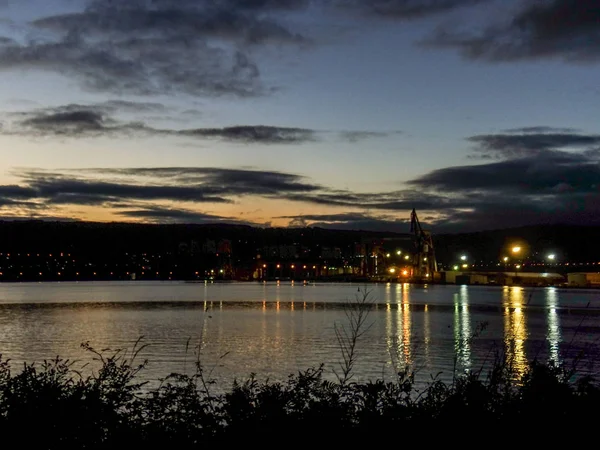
(547, 254, 556, 261)
(460, 255, 467, 261)
(512, 246, 521, 254)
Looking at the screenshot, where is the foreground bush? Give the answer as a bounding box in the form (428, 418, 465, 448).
(0, 341, 598, 447)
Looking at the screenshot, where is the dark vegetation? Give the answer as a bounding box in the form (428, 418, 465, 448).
(0, 290, 598, 445)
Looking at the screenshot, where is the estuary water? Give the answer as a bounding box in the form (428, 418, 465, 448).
(0, 281, 598, 387)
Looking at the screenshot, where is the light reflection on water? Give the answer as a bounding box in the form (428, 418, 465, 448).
(0, 281, 598, 387)
(503, 287, 528, 378)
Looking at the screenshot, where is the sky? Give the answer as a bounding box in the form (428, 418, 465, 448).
(0, 0, 599, 233)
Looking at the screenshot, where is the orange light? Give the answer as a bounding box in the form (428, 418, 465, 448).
(291, 265, 295, 269)
(276, 264, 280, 269)
(303, 265, 307, 269)
(262, 264, 267, 268)
(402, 270, 408, 276)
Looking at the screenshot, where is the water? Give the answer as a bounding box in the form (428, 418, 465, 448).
(0, 281, 598, 388)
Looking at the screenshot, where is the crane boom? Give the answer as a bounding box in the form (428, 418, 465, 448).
(410, 209, 438, 281)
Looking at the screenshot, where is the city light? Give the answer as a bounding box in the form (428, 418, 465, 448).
(462, 264, 468, 268)
(453, 265, 459, 270)
(276, 264, 280, 269)
(404, 255, 409, 260)
(515, 264, 521, 269)
(548, 254, 556, 260)
(396, 250, 402, 255)
(389, 268, 396, 273)
(503, 257, 509, 262)
(460, 255, 467, 261)
(386, 253, 391, 258)
(402, 270, 409, 276)
(291, 265, 295, 269)
(512, 246, 521, 253)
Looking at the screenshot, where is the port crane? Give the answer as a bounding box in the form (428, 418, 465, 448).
(410, 209, 438, 281)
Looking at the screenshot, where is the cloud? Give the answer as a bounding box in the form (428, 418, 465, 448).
(181, 125, 315, 144)
(403, 141, 600, 231)
(339, 130, 399, 142)
(425, 0, 600, 63)
(343, 0, 486, 19)
(7, 167, 324, 208)
(85, 167, 323, 195)
(409, 151, 600, 194)
(0, 0, 312, 97)
(115, 205, 242, 224)
(7, 104, 392, 144)
(7, 105, 318, 143)
(468, 130, 600, 159)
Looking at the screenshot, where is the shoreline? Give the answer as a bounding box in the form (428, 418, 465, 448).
(0, 278, 599, 290)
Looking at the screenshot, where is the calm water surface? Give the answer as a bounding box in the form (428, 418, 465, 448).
(0, 281, 599, 387)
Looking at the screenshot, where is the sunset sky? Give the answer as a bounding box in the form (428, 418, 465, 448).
(0, 0, 599, 232)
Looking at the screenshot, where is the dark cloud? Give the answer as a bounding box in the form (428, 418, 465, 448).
(34, 1, 306, 46)
(0, 184, 38, 199)
(7, 105, 318, 143)
(403, 142, 600, 231)
(469, 131, 600, 159)
(181, 125, 315, 144)
(84, 167, 323, 195)
(26, 177, 233, 206)
(0, 0, 311, 97)
(6, 167, 323, 208)
(0, 36, 263, 97)
(343, 0, 486, 19)
(21, 110, 106, 135)
(99, 100, 167, 113)
(409, 151, 600, 194)
(115, 206, 238, 224)
(503, 126, 580, 134)
(339, 130, 398, 143)
(425, 0, 600, 63)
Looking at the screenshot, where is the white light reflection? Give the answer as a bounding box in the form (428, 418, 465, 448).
(546, 288, 561, 364)
(453, 285, 471, 371)
(503, 287, 528, 379)
(385, 284, 412, 371)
